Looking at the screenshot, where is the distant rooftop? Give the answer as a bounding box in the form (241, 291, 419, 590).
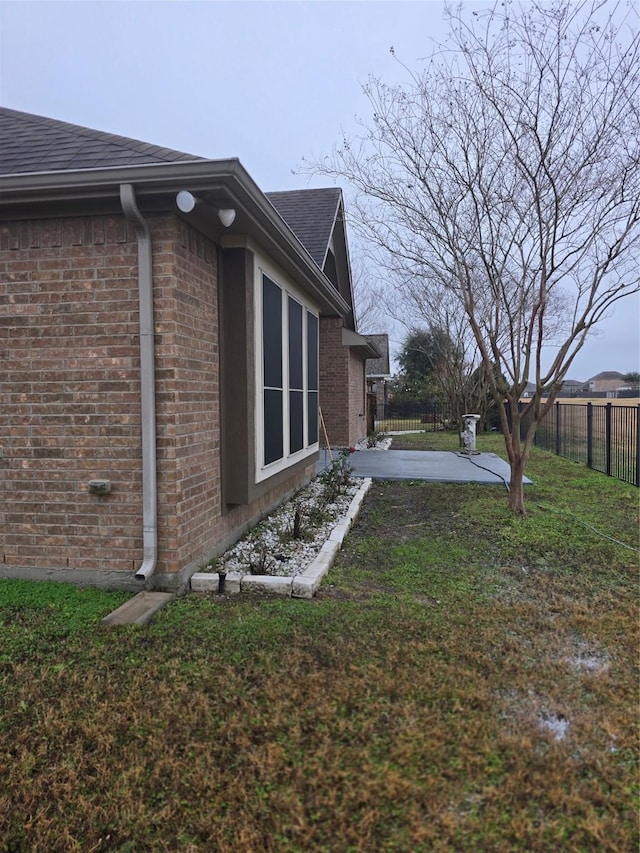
(587, 371, 624, 381)
(365, 334, 390, 376)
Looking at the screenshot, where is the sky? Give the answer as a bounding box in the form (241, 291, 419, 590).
(1, 0, 638, 381)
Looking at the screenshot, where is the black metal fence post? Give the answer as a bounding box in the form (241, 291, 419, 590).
(636, 404, 640, 488)
(555, 402, 561, 456)
(586, 402, 593, 470)
(605, 403, 612, 477)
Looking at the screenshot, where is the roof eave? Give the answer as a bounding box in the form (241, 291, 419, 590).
(342, 328, 382, 359)
(0, 160, 350, 316)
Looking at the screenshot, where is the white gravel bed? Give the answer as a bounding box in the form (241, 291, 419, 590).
(209, 476, 362, 579)
(191, 444, 384, 596)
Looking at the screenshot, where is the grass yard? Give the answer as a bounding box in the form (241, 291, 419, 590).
(0, 439, 638, 852)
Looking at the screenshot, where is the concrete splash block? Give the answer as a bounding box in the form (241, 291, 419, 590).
(102, 591, 173, 626)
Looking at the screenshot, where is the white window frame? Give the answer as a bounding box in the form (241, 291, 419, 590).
(254, 255, 320, 483)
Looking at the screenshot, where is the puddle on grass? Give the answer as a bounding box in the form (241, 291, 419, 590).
(537, 711, 570, 741)
(498, 690, 573, 744)
(496, 634, 610, 748)
(563, 638, 609, 674)
(566, 652, 608, 673)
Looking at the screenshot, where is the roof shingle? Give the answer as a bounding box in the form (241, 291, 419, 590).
(365, 334, 390, 375)
(0, 107, 205, 175)
(266, 188, 341, 268)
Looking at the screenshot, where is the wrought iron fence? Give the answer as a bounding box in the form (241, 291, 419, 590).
(372, 401, 451, 433)
(534, 402, 639, 487)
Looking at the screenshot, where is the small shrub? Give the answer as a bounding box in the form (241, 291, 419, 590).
(367, 431, 385, 448)
(318, 450, 353, 505)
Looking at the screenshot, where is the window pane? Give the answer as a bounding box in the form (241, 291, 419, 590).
(307, 311, 318, 391)
(288, 297, 303, 390)
(264, 389, 283, 464)
(290, 390, 304, 453)
(307, 391, 318, 445)
(263, 276, 282, 389)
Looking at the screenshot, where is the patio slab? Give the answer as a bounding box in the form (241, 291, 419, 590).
(320, 449, 531, 486)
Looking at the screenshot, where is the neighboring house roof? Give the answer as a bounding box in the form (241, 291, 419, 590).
(342, 328, 381, 359)
(365, 334, 391, 376)
(266, 188, 341, 268)
(562, 378, 586, 388)
(0, 107, 204, 175)
(588, 371, 624, 381)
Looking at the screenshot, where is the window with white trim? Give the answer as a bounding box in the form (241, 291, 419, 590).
(258, 272, 319, 478)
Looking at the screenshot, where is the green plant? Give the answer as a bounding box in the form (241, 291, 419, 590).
(367, 431, 385, 448)
(318, 450, 353, 505)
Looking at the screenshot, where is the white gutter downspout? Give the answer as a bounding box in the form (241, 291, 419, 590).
(120, 184, 157, 581)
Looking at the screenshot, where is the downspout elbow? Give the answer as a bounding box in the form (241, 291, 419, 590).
(120, 183, 158, 583)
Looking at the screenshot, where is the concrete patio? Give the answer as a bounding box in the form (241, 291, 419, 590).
(319, 448, 532, 486)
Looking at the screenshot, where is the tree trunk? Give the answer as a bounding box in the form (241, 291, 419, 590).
(508, 456, 527, 514)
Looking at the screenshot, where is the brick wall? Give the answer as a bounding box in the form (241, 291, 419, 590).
(152, 216, 220, 574)
(319, 317, 347, 446)
(319, 317, 367, 448)
(0, 215, 144, 576)
(1, 213, 319, 590)
(153, 219, 316, 583)
(347, 349, 367, 445)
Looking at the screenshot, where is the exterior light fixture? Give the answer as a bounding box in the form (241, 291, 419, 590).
(175, 190, 196, 213)
(217, 208, 236, 227)
(175, 192, 235, 228)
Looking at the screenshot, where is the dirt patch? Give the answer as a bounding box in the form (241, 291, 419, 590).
(346, 480, 469, 543)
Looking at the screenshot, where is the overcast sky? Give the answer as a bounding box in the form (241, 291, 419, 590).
(1, 0, 638, 380)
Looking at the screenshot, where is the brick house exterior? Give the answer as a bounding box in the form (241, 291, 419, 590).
(317, 319, 372, 447)
(365, 333, 391, 409)
(586, 371, 625, 393)
(0, 108, 373, 591)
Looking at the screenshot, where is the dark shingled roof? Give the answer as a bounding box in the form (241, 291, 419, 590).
(266, 188, 341, 268)
(0, 107, 205, 175)
(365, 334, 390, 375)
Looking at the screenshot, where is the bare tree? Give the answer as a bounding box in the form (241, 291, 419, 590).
(350, 253, 389, 334)
(305, 0, 640, 512)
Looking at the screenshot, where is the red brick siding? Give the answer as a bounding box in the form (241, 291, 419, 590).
(1, 213, 317, 588)
(0, 215, 143, 573)
(153, 219, 315, 575)
(347, 349, 367, 445)
(319, 318, 347, 446)
(319, 317, 367, 447)
(151, 216, 221, 573)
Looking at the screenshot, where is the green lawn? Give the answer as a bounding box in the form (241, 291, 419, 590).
(1, 443, 638, 852)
